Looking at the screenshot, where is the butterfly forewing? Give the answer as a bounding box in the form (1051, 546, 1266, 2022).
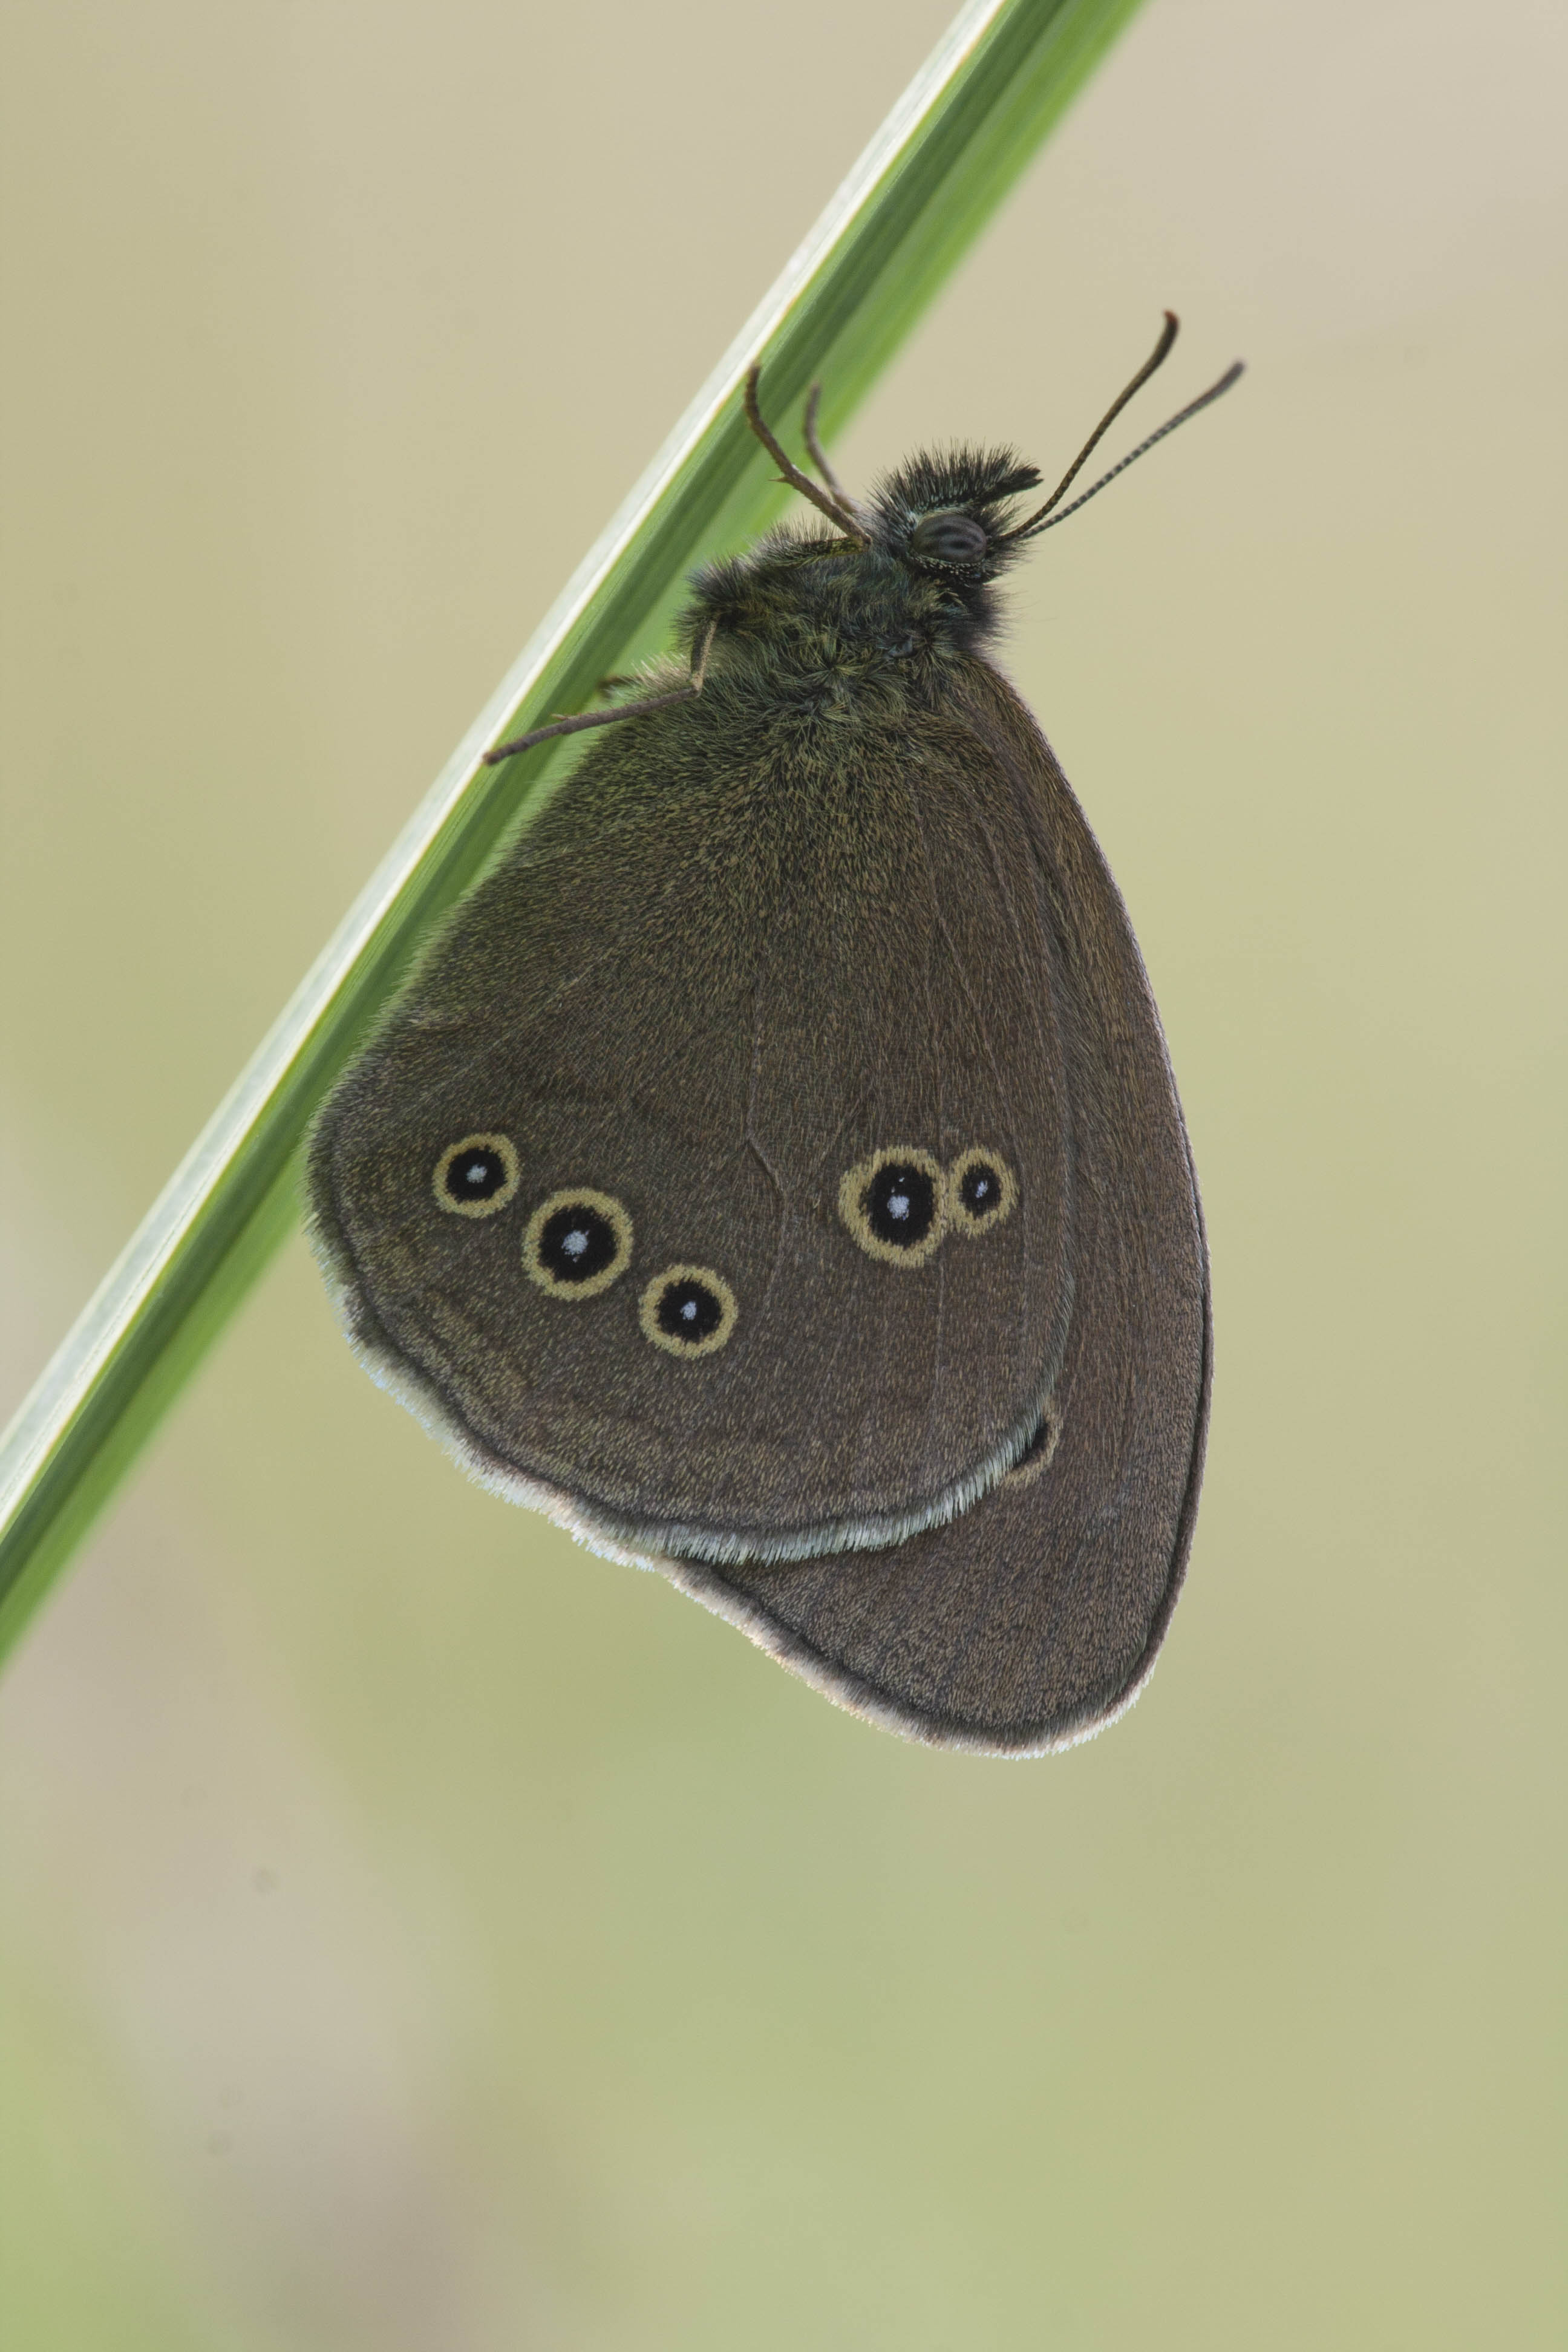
(309, 684, 1076, 1564)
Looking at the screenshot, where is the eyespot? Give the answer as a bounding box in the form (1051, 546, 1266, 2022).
(523, 1188, 633, 1298)
(838, 1148, 945, 1266)
(908, 509, 990, 566)
(946, 1147, 1018, 1238)
(639, 1264, 739, 1358)
(433, 1133, 520, 1218)
(1004, 1408, 1060, 1486)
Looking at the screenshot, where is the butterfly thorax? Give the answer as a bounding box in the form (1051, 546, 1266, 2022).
(682, 445, 1047, 723)
(684, 545, 978, 720)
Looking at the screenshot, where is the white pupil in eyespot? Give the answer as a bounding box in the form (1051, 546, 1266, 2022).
(887, 1190, 910, 1220)
(561, 1227, 589, 1258)
(681, 1299, 697, 1321)
(465, 1161, 486, 1184)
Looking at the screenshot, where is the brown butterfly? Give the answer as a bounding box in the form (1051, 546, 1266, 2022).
(309, 314, 1239, 1751)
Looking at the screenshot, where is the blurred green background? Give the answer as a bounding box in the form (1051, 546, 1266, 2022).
(1, 1, 1563, 2345)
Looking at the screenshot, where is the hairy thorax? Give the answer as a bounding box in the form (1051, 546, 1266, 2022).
(685, 537, 998, 728)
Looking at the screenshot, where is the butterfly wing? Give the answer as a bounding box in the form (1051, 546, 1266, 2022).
(308, 681, 1079, 1564)
(648, 672, 1210, 1749)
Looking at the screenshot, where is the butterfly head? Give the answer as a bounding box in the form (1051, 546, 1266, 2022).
(685, 449, 1047, 666)
(867, 448, 1044, 583)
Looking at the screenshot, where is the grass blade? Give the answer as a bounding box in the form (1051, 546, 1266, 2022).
(0, 0, 1147, 1662)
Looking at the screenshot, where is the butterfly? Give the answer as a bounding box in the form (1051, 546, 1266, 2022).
(308, 313, 1239, 1751)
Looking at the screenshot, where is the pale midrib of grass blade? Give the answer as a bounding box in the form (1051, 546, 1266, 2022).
(0, 0, 1148, 1662)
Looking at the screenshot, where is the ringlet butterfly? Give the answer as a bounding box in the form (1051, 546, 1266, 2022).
(309, 313, 1241, 1753)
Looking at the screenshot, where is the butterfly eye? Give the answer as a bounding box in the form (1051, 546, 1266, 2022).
(908, 509, 989, 565)
(523, 1188, 634, 1298)
(433, 1133, 521, 1217)
(838, 1148, 946, 1266)
(639, 1264, 739, 1358)
(945, 1147, 1018, 1237)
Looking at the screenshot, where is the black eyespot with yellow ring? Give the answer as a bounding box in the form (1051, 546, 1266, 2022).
(838, 1147, 945, 1266)
(945, 1146, 1018, 1238)
(639, 1264, 738, 1359)
(523, 1189, 633, 1299)
(433, 1133, 521, 1218)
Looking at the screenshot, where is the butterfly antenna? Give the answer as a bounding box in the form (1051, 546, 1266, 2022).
(1006, 313, 1180, 534)
(1008, 315, 1243, 542)
(744, 365, 867, 541)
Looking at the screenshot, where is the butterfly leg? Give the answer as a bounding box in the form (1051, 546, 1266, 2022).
(802, 382, 862, 523)
(483, 621, 718, 765)
(743, 364, 866, 543)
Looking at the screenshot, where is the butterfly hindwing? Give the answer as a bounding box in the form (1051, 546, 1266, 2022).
(645, 671, 1210, 1748)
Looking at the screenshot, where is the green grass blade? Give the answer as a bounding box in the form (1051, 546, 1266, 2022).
(0, 0, 1147, 1663)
